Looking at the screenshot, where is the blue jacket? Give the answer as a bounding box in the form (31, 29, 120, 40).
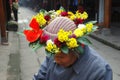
(33, 46, 112, 80)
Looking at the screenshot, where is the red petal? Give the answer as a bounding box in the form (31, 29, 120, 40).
(29, 18, 40, 31)
(24, 29, 43, 42)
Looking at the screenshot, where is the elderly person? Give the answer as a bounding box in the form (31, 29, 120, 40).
(23, 8, 112, 80)
(31, 16, 112, 80)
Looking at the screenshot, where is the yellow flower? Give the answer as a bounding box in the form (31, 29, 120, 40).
(69, 15, 76, 20)
(74, 28, 84, 37)
(75, 13, 81, 19)
(45, 42, 54, 52)
(68, 11, 74, 16)
(81, 12, 88, 20)
(34, 13, 46, 27)
(68, 11, 76, 20)
(78, 24, 87, 33)
(66, 38, 78, 48)
(57, 29, 71, 42)
(53, 45, 60, 53)
(86, 23, 93, 32)
(45, 40, 60, 53)
(56, 10, 63, 15)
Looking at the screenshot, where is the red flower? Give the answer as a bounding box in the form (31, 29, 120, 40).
(74, 18, 83, 25)
(40, 34, 50, 43)
(54, 38, 62, 47)
(24, 29, 43, 42)
(44, 15, 51, 21)
(77, 7, 84, 13)
(70, 34, 77, 38)
(61, 11, 68, 16)
(29, 18, 40, 31)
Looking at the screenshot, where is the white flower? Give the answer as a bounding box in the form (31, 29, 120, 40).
(46, 39, 54, 44)
(78, 24, 86, 29)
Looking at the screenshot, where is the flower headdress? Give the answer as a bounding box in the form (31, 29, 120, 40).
(22, 7, 97, 56)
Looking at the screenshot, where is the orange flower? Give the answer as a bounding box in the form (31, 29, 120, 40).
(24, 29, 43, 42)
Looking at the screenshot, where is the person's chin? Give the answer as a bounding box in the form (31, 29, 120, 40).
(59, 64, 69, 68)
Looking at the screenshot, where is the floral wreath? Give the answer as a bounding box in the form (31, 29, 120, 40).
(20, 7, 98, 56)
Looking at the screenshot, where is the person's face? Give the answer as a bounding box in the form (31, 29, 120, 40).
(54, 52, 77, 67)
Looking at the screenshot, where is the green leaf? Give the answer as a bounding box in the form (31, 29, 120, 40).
(77, 37, 92, 45)
(75, 46, 84, 54)
(17, 31, 24, 36)
(85, 20, 97, 25)
(39, 9, 47, 14)
(45, 50, 54, 57)
(61, 45, 69, 54)
(29, 42, 43, 51)
(60, 6, 65, 11)
(92, 26, 98, 32)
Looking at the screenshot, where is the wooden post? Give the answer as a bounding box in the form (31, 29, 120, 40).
(0, 0, 8, 44)
(104, 0, 111, 28)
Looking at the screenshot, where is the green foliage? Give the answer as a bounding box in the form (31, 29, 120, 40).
(29, 41, 44, 51)
(77, 37, 92, 45)
(85, 20, 97, 25)
(75, 46, 84, 54)
(61, 45, 69, 54)
(39, 9, 47, 14)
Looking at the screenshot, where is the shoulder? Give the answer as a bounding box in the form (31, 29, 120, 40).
(86, 46, 111, 77)
(86, 46, 108, 67)
(79, 46, 111, 73)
